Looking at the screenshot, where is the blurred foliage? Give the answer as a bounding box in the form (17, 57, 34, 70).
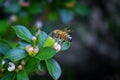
(0, 0, 91, 40)
(2, 0, 120, 80)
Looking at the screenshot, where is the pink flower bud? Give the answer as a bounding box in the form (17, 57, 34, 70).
(18, 65, 23, 70)
(25, 45, 32, 50)
(54, 43, 61, 52)
(25, 45, 33, 53)
(33, 47, 39, 54)
(32, 36, 37, 41)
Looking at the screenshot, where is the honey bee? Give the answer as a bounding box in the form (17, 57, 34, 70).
(51, 28, 72, 42)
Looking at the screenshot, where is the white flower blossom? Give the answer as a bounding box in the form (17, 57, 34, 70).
(2, 60, 6, 65)
(9, 15, 17, 22)
(54, 42, 61, 52)
(35, 21, 43, 28)
(8, 62, 15, 71)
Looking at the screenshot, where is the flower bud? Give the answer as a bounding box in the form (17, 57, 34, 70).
(25, 45, 39, 57)
(32, 36, 37, 41)
(15, 69, 19, 72)
(33, 47, 39, 54)
(21, 60, 26, 65)
(25, 45, 33, 54)
(32, 36, 37, 45)
(1, 68, 5, 72)
(8, 62, 15, 72)
(53, 42, 61, 52)
(18, 65, 23, 70)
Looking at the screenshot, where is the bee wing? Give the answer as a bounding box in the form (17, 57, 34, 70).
(60, 27, 74, 33)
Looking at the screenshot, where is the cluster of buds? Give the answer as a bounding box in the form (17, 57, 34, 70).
(1, 60, 25, 72)
(1, 60, 16, 72)
(25, 45, 39, 57)
(26, 36, 39, 56)
(15, 60, 25, 72)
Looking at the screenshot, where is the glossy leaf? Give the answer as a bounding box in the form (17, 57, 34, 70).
(0, 20, 8, 35)
(46, 59, 61, 80)
(1, 72, 15, 80)
(43, 37, 55, 47)
(36, 47, 56, 60)
(4, 48, 27, 62)
(0, 39, 11, 55)
(25, 57, 40, 72)
(13, 25, 32, 43)
(47, 12, 59, 22)
(17, 70, 29, 80)
(61, 41, 71, 51)
(37, 31, 48, 48)
(28, 4, 43, 14)
(38, 61, 47, 71)
(18, 41, 30, 49)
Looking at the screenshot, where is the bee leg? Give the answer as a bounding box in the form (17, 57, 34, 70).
(62, 40, 65, 43)
(68, 37, 72, 42)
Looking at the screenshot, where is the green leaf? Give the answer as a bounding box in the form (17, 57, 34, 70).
(0, 20, 8, 36)
(47, 12, 59, 22)
(17, 70, 29, 80)
(38, 61, 47, 71)
(4, 48, 27, 62)
(36, 47, 56, 60)
(0, 58, 2, 68)
(37, 31, 48, 48)
(25, 57, 40, 72)
(0, 40, 11, 55)
(0, 0, 4, 4)
(12, 25, 32, 43)
(18, 41, 30, 49)
(61, 41, 71, 51)
(74, 4, 91, 16)
(43, 37, 55, 47)
(1, 72, 15, 80)
(46, 59, 61, 80)
(28, 4, 43, 14)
